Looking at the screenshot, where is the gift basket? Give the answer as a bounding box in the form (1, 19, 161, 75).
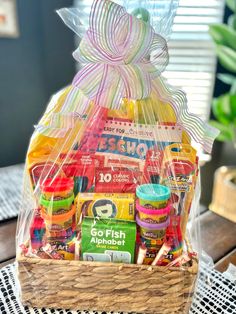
(16, 0, 219, 313)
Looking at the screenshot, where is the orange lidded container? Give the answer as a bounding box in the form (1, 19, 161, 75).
(41, 205, 76, 232)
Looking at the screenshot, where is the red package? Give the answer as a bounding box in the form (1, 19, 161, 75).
(62, 153, 95, 192)
(143, 149, 163, 184)
(95, 167, 142, 193)
(30, 163, 59, 188)
(94, 154, 105, 168)
(166, 215, 183, 243)
(104, 157, 140, 170)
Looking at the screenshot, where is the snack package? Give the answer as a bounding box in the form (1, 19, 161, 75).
(16, 0, 219, 313)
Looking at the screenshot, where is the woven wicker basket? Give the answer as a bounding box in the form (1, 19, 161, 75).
(17, 254, 198, 314)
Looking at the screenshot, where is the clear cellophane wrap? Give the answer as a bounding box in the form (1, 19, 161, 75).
(16, 0, 218, 313)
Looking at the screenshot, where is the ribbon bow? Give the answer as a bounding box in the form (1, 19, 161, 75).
(72, 0, 168, 105)
(37, 0, 219, 153)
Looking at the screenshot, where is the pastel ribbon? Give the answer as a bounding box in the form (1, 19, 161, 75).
(36, 0, 219, 153)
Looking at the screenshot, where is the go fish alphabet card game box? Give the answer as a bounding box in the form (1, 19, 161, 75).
(81, 217, 136, 263)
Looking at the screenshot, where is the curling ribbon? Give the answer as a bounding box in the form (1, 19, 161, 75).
(36, 0, 219, 153)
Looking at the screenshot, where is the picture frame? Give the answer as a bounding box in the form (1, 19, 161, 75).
(0, 0, 19, 38)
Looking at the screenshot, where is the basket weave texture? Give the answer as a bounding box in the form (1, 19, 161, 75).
(17, 256, 198, 314)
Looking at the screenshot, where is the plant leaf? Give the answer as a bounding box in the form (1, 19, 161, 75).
(229, 95, 236, 121)
(209, 120, 234, 142)
(217, 73, 236, 85)
(226, 0, 236, 12)
(228, 14, 236, 30)
(212, 94, 236, 125)
(216, 45, 236, 73)
(230, 81, 236, 94)
(209, 24, 236, 50)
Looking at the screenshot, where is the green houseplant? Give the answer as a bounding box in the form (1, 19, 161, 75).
(209, 0, 236, 222)
(209, 0, 236, 147)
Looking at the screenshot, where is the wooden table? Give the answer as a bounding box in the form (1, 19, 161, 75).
(0, 208, 236, 271)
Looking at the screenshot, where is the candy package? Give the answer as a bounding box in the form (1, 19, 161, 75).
(16, 0, 218, 313)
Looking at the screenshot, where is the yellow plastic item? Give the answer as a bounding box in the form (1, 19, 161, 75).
(163, 143, 197, 165)
(57, 251, 75, 260)
(27, 86, 88, 188)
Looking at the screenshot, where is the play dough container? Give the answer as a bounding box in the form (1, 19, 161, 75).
(40, 177, 74, 201)
(136, 215, 170, 245)
(136, 201, 170, 224)
(45, 226, 75, 240)
(41, 205, 76, 232)
(39, 194, 74, 215)
(136, 184, 170, 209)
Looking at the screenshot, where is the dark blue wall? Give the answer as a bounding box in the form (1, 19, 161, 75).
(0, 0, 75, 167)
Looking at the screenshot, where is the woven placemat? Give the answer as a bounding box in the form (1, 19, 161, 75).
(0, 263, 235, 314)
(0, 164, 24, 221)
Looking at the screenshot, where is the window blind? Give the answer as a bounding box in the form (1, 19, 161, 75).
(74, 0, 225, 121)
(164, 0, 225, 121)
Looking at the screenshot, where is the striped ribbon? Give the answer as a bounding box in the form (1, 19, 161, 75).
(36, 0, 218, 153)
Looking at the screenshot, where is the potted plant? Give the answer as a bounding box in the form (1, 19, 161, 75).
(209, 0, 236, 222)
